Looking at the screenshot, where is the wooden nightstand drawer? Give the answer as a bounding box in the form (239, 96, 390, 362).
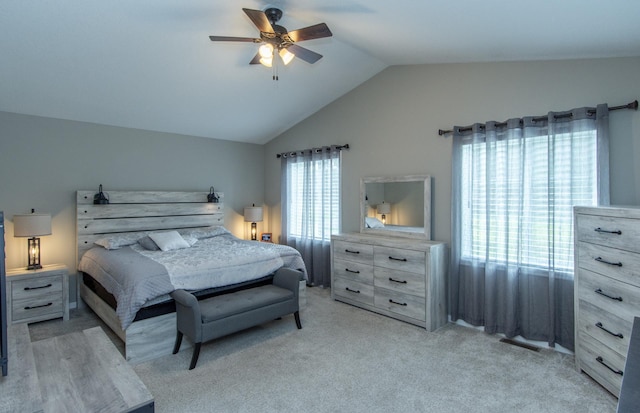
(6, 264, 69, 324)
(11, 275, 64, 322)
(12, 275, 63, 301)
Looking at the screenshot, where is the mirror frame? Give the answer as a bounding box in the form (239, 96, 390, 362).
(360, 174, 432, 240)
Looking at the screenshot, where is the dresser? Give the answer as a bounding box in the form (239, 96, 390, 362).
(331, 232, 447, 331)
(574, 206, 640, 396)
(6, 264, 69, 324)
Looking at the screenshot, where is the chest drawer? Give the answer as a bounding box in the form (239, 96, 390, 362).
(374, 246, 425, 275)
(577, 299, 631, 357)
(577, 330, 625, 396)
(374, 287, 425, 321)
(577, 241, 640, 287)
(577, 268, 640, 323)
(333, 258, 374, 285)
(333, 277, 374, 306)
(333, 240, 374, 265)
(374, 267, 426, 297)
(576, 214, 640, 254)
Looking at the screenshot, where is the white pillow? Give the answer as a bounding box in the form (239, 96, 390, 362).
(94, 232, 146, 250)
(180, 226, 229, 240)
(365, 217, 385, 228)
(149, 231, 191, 251)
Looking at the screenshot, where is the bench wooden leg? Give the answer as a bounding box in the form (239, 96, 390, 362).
(189, 343, 202, 370)
(172, 331, 183, 354)
(294, 311, 302, 329)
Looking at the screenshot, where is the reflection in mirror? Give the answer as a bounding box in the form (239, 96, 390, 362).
(360, 175, 431, 240)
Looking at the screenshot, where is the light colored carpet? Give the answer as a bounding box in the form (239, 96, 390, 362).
(126, 288, 615, 413)
(28, 287, 617, 412)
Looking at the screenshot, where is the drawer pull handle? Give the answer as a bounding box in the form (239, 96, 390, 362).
(389, 277, 407, 284)
(345, 268, 360, 274)
(388, 256, 407, 262)
(595, 322, 624, 339)
(596, 356, 623, 376)
(345, 287, 361, 294)
(389, 299, 407, 306)
(25, 302, 53, 310)
(24, 283, 52, 291)
(594, 257, 622, 267)
(594, 288, 623, 302)
(594, 227, 622, 235)
(345, 249, 360, 254)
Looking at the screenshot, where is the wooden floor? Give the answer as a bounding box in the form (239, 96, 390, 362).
(1, 325, 154, 413)
(0, 324, 43, 413)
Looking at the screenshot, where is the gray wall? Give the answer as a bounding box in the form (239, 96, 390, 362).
(0, 112, 265, 303)
(264, 57, 640, 244)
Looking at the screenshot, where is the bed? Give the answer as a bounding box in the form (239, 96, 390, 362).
(76, 190, 307, 364)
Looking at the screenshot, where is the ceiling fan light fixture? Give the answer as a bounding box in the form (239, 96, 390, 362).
(258, 43, 274, 58)
(259, 56, 273, 67)
(279, 48, 295, 65)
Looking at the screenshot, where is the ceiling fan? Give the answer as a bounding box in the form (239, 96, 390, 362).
(209, 8, 333, 69)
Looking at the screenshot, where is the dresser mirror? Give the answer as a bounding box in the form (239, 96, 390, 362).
(360, 174, 431, 240)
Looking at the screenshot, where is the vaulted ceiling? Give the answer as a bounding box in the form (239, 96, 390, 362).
(2, 0, 639, 144)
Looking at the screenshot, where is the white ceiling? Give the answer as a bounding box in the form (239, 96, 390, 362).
(2, 0, 640, 144)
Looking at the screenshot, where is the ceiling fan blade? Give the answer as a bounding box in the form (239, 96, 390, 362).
(242, 8, 273, 33)
(209, 36, 260, 43)
(288, 23, 332, 42)
(287, 44, 323, 64)
(249, 52, 262, 65)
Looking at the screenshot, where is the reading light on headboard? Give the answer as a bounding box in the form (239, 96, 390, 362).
(244, 204, 263, 241)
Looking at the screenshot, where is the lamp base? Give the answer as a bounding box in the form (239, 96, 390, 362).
(27, 237, 42, 270)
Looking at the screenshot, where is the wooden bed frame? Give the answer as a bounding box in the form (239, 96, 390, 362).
(76, 190, 224, 364)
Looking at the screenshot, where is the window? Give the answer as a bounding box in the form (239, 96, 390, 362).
(286, 154, 340, 241)
(281, 145, 343, 287)
(459, 128, 598, 272)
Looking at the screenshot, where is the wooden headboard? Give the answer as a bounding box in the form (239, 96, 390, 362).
(76, 190, 224, 264)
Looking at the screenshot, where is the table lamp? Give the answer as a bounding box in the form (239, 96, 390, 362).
(13, 209, 52, 270)
(244, 204, 263, 241)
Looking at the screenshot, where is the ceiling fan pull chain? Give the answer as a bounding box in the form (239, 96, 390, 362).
(273, 54, 279, 81)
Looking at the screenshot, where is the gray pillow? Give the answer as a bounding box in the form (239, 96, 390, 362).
(137, 236, 160, 251)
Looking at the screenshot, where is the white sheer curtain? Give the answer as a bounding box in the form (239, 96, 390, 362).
(450, 105, 610, 350)
(281, 146, 341, 287)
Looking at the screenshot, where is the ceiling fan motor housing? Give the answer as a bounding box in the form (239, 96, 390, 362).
(265, 8, 283, 25)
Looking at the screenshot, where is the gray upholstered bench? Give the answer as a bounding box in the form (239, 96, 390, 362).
(170, 267, 302, 370)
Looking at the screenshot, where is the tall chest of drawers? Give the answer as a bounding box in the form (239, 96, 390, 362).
(331, 233, 447, 331)
(574, 206, 640, 396)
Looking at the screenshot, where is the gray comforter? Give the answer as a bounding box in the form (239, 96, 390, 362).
(78, 232, 307, 330)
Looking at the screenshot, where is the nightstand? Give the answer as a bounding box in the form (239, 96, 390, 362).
(6, 264, 69, 324)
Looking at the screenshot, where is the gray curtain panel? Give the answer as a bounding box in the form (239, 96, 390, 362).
(449, 104, 610, 350)
(281, 146, 341, 288)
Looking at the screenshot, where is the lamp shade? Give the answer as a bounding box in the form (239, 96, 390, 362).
(377, 202, 391, 215)
(244, 206, 263, 223)
(13, 213, 52, 237)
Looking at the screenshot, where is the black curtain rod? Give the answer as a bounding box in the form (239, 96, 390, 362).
(438, 99, 638, 136)
(276, 144, 350, 158)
